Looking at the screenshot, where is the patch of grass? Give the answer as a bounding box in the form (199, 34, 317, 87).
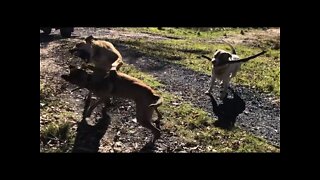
(114, 30, 280, 97)
(40, 100, 79, 153)
(161, 92, 278, 152)
(120, 64, 164, 89)
(40, 79, 53, 102)
(194, 127, 278, 152)
(40, 121, 75, 153)
(128, 27, 242, 40)
(121, 65, 279, 152)
(40, 78, 79, 153)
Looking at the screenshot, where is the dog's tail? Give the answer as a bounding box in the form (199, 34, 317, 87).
(225, 50, 267, 65)
(222, 40, 237, 55)
(201, 55, 212, 61)
(149, 95, 163, 108)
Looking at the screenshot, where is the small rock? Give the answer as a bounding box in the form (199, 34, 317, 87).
(178, 150, 187, 153)
(172, 102, 180, 106)
(128, 130, 136, 134)
(113, 147, 122, 152)
(115, 141, 123, 147)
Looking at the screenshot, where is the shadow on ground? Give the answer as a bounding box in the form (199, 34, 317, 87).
(206, 88, 246, 130)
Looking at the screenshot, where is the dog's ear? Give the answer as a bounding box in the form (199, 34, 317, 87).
(220, 53, 232, 61)
(85, 35, 95, 44)
(214, 50, 221, 56)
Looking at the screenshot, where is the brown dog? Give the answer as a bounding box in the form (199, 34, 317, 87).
(61, 65, 163, 144)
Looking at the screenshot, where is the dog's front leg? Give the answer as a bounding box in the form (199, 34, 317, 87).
(205, 67, 216, 95)
(220, 79, 229, 99)
(154, 108, 163, 129)
(82, 91, 92, 118)
(84, 99, 104, 118)
(101, 97, 112, 119)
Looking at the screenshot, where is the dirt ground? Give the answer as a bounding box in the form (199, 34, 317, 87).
(40, 27, 280, 152)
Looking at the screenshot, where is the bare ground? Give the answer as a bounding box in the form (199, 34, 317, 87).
(40, 27, 280, 152)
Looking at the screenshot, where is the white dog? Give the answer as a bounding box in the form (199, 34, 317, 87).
(203, 42, 266, 99)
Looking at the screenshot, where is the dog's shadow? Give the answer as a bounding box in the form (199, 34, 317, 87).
(40, 33, 65, 44)
(137, 141, 158, 153)
(40, 33, 78, 44)
(72, 111, 111, 153)
(71, 99, 157, 153)
(206, 88, 246, 130)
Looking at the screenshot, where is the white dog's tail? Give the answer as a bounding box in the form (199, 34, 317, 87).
(201, 55, 212, 61)
(222, 40, 237, 55)
(225, 50, 267, 64)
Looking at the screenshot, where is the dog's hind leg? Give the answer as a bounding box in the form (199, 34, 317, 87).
(137, 107, 161, 144)
(205, 68, 216, 95)
(84, 99, 104, 118)
(82, 92, 92, 119)
(154, 107, 162, 129)
(101, 99, 111, 119)
(220, 79, 230, 99)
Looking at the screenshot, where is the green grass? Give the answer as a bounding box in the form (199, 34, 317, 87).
(128, 27, 243, 40)
(40, 121, 75, 153)
(120, 65, 164, 89)
(112, 28, 280, 97)
(122, 64, 279, 152)
(40, 79, 79, 153)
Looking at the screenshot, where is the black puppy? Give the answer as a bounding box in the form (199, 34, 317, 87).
(206, 87, 245, 129)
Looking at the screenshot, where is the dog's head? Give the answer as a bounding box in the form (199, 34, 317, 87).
(69, 35, 96, 62)
(212, 50, 232, 66)
(61, 65, 89, 88)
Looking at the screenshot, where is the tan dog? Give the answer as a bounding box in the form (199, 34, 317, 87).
(61, 65, 163, 144)
(69, 35, 123, 72)
(69, 35, 124, 101)
(202, 42, 266, 99)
